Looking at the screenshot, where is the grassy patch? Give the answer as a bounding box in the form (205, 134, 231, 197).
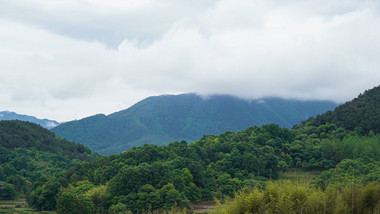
(278, 170, 321, 185)
(0, 199, 55, 214)
(193, 201, 216, 214)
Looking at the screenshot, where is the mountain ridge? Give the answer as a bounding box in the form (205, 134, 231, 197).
(52, 94, 337, 155)
(0, 111, 60, 129)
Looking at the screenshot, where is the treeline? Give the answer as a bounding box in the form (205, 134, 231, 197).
(26, 122, 380, 213)
(0, 120, 98, 200)
(214, 181, 380, 214)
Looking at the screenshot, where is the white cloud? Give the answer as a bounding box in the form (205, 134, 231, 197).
(0, 0, 380, 121)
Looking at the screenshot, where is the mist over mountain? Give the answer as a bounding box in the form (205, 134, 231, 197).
(52, 94, 337, 155)
(0, 111, 60, 129)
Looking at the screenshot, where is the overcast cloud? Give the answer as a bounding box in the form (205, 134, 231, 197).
(1, 0, 380, 121)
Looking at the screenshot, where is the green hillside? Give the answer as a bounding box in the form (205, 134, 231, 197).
(30, 122, 380, 213)
(298, 85, 380, 134)
(12, 84, 380, 213)
(52, 94, 337, 155)
(0, 120, 98, 201)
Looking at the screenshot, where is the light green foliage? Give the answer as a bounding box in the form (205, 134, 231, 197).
(361, 182, 380, 213)
(181, 168, 193, 185)
(74, 180, 94, 194)
(215, 189, 265, 214)
(303, 189, 326, 214)
(312, 157, 380, 189)
(108, 202, 131, 214)
(215, 181, 380, 214)
(84, 185, 108, 213)
(264, 182, 294, 213)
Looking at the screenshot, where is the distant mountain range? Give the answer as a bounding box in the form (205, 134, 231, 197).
(52, 94, 337, 155)
(0, 111, 60, 129)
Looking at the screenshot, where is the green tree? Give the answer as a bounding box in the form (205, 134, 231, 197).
(0, 182, 15, 200)
(56, 192, 94, 214)
(84, 185, 108, 213)
(158, 183, 188, 210)
(109, 202, 131, 214)
(57, 192, 76, 214)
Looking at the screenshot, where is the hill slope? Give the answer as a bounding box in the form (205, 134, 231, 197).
(299, 85, 380, 134)
(0, 111, 60, 129)
(52, 94, 337, 155)
(0, 120, 98, 198)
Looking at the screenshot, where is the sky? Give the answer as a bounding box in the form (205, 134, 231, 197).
(1, 0, 380, 122)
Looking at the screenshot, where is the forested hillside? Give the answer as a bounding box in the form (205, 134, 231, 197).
(298, 85, 380, 134)
(52, 94, 336, 155)
(28, 122, 380, 213)
(0, 120, 98, 201)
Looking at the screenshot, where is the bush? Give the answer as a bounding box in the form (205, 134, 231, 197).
(109, 202, 131, 214)
(57, 192, 94, 214)
(0, 182, 16, 200)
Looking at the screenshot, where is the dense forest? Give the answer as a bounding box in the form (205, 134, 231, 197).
(299, 85, 380, 134)
(1, 85, 380, 213)
(27, 122, 380, 213)
(0, 120, 98, 201)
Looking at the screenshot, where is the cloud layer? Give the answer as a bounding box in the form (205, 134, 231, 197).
(1, 0, 380, 121)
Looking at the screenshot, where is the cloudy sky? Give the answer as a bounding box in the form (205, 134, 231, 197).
(1, 0, 380, 122)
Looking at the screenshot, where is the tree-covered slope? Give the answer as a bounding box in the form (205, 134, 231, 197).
(0, 120, 98, 200)
(33, 123, 380, 212)
(0, 111, 60, 129)
(52, 94, 337, 154)
(27, 85, 380, 213)
(299, 85, 380, 134)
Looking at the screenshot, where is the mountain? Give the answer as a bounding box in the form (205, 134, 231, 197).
(0, 111, 60, 129)
(52, 94, 337, 155)
(298, 85, 380, 134)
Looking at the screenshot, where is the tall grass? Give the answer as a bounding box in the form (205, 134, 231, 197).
(213, 181, 380, 214)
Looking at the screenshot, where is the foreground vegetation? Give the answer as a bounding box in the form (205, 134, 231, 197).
(214, 181, 380, 214)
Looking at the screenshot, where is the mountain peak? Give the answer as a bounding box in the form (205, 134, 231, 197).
(52, 94, 337, 155)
